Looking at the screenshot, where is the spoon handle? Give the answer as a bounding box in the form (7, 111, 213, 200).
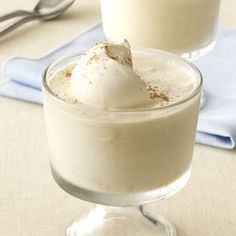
(0, 15, 38, 38)
(0, 10, 34, 22)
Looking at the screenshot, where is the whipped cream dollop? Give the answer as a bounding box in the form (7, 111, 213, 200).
(70, 40, 153, 109)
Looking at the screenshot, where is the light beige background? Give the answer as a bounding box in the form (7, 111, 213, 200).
(0, 0, 236, 235)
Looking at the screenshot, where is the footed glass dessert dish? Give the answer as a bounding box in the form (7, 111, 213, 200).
(42, 46, 202, 236)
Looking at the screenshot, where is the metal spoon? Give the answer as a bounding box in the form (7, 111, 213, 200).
(0, 0, 75, 38)
(0, 0, 75, 21)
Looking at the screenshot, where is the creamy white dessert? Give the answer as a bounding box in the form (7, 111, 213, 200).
(69, 40, 151, 109)
(101, 0, 221, 55)
(43, 41, 201, 194)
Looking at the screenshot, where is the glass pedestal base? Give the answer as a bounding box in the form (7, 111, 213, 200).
(180, 40, 216, 61)
(66, 205, 176, 236)
(51, 165, 191, 206)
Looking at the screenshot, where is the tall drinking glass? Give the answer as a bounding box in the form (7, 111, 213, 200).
(101, 0, 221, 60)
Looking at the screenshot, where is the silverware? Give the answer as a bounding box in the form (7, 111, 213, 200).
(0, 0, 75, 38)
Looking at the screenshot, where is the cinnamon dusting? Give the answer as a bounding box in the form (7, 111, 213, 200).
(147, 85, 169, 102)
(87, 54, 99, 65)
(65, 71, 71, 77)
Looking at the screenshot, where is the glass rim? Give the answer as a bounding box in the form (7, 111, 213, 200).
(42, 47, 203, 114)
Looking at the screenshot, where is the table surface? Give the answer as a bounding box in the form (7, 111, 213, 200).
(0, 0, 236, 235)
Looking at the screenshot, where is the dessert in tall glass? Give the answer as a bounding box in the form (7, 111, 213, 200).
(101, 0, 221, 59)
(43, 40, 202, 235)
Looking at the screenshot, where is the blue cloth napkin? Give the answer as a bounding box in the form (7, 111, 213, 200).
(0, 23, 105, 103)
(0, 23, 236, 150)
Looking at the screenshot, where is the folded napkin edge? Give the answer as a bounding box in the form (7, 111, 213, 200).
(1, 56, 17, 77)
(196, 131, 235, 149)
